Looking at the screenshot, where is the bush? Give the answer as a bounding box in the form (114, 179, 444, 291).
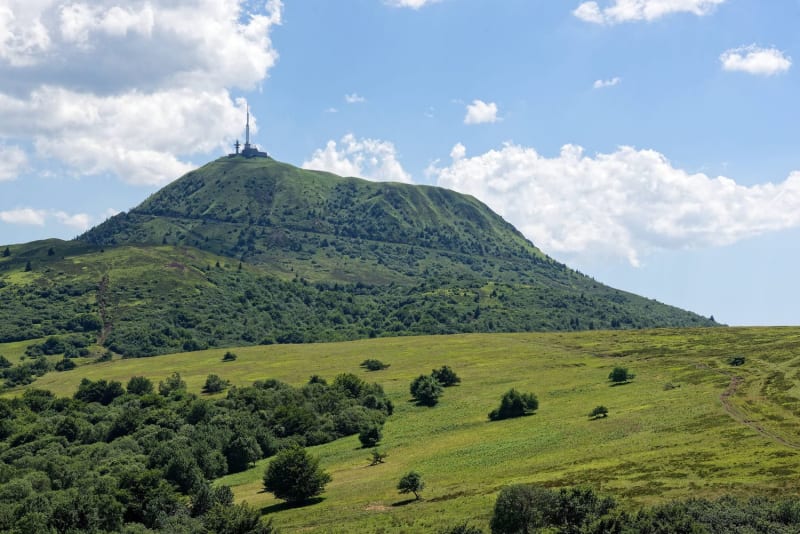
(727, 356, 746, 366)
(431, 365, 461, 387)
(589, 405, 608, 419)
(397, 471, 424, 500)
(410, 374, 444, 406)
(358, 424, 382, 448)
(368, 449, 387, 466)
(360, 359, 389, 371)
(608, 367, 634, 384)
(263, 446, 331, 503)
(222, 351, 237, 362)
(0, 355, 13, 369)
(489, 389, 538, 421)
(202, 374, 230, 394)
(126, 376, 154, 396)
(54, 358, 76, 372)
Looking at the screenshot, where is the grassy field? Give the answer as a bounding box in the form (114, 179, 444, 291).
(8, 327, 800, 532)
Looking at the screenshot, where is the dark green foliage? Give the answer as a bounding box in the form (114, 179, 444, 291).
(73, 378, 124, 405)
(24, 260, 31, 272)
(442, 523, 485, 534)
(127, 376, 154, 395)
(728, 355, 746, 366)
(54, 358, 76, 371)
(97, 350, 113, 362)
(432, 365, 461, 387)
(202, 373, 229, 394)
(361, 358, 389, 371)
(263, 446, 331, 503)
(489, 389, 538, 421)
(0, 370, 392, 532)
(410, 374, 444, 406)
(158, 372, 186, 396)
(368, 449, 387, 466)
(397, 471, 425, 500)
(2, 246, 8, 257)
(589, 405, 609, 419)
(222, 351, 238, 362)
(359, 424, 382, 448)
(608, 367, 634, 384)
(0, 355, 12, 368)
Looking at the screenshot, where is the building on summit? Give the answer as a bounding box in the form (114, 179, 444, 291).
(230, 106, 269, 159)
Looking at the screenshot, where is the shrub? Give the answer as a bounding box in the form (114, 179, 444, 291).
(358, 424, 382, 448)
(727, 356, 746, 366)
(368, 449, 387, 466)
(126, 376, 154, 396)
(0, 355, 11, 369)
(489, 389, 538, 421)
(360, 359, 389, 371)
(608, 367, 634, 384)
(202, 374, 230, 394)
(410, 374, 444, 406)
(397, 471, 424, 500)
(54, 358, 76, 372)
(431, 365, 461, 387)
(589, 405, 608, 419)
(263, 446, 331, 503)
(222, 351, 237, 362)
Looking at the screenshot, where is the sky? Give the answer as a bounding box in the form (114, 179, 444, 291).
(1, 0, 799, 326)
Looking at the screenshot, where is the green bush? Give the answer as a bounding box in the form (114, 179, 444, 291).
(410, 374, 444, 406)
(489, 389, 538, 421)
(263, 446, 331, 503)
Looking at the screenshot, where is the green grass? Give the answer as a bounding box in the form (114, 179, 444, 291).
(11, 327, 800, 532)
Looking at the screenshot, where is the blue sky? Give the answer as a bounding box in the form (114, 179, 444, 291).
(1, 0, 798, 325)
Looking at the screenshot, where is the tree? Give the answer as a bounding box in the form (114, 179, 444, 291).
(203, 373, 230, 394)
(490, 484, 557, 534)
(431, 365, 461, 387)
(489, 389, 538, 421)
(222, 351, 238, 362)
(359, 424, 382, 448)
(54, 358, 76, 371)
(397, 471, 425, 500)
(0, 355, 13, 369)
(263, 446, 331, 503)
(368, 449, 387, 466)
(126, 376, 154, 395)
(24, 260, 31, 272)
(159, 372, 187, 396)
(608, 367, 634, 384)
(410, 374, 444, 406)
(589, 406, 608, 419)
(2, 246, 9, 257)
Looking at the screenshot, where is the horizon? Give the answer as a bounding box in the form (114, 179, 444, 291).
(1, 0, 798, 326)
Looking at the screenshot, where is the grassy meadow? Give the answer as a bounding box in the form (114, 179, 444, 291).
(7, 327, 800, 532)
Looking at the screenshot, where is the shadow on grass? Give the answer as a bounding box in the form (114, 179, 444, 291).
(260, 497, 324, 514)
(392, 498, 420, 507)
(610, 381, 632, 387)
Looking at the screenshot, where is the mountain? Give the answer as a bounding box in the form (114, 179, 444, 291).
(0, 157, 716, 359)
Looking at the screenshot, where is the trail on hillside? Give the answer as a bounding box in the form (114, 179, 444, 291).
(699, 364, 800, 450)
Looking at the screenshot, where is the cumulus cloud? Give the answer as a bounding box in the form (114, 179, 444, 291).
(302, 134, 413, 184)
(385, 0, 442, 9)
(345, 93, 366, 104)
(0, 0, 283, 185)
(574, 0, 726, 24)
(0, 144, 27, 180)
(593, 77, 621, 89)
(431, 143, 800, 267)
(720, 45, 792, 76)
(464, 99, 499, 125)
(0, 207, 99, 230)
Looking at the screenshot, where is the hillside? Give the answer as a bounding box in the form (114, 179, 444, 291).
(0, 157, 716, 363)
(7, 327, 800, 532)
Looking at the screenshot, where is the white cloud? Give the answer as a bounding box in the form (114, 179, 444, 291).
(0, 207, 99, 230)
(593, 77, 621, 89)
(720, 45, 792, 76)
(464, 99, 499, 125)
(0, 208, 47, 226)
(345, 93, 366, 104)
(430, 143, 800, 267)
(0, 0, 283, 185)
(303, 134, 413, 184)
(574, 0, 726, 24)
(325, 107, 339, 113)
(0, 144, 27, 180)
(385, 0, 442, 9)
(450, 142, 466, 161)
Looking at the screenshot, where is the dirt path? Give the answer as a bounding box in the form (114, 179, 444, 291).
(710, 367, 800, 449)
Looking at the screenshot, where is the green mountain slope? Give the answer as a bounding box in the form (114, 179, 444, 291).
(1, 157, 716, 361)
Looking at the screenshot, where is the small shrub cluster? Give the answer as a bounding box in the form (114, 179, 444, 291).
(489, 389, 538, 421)
(361, 358, 390, 371)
